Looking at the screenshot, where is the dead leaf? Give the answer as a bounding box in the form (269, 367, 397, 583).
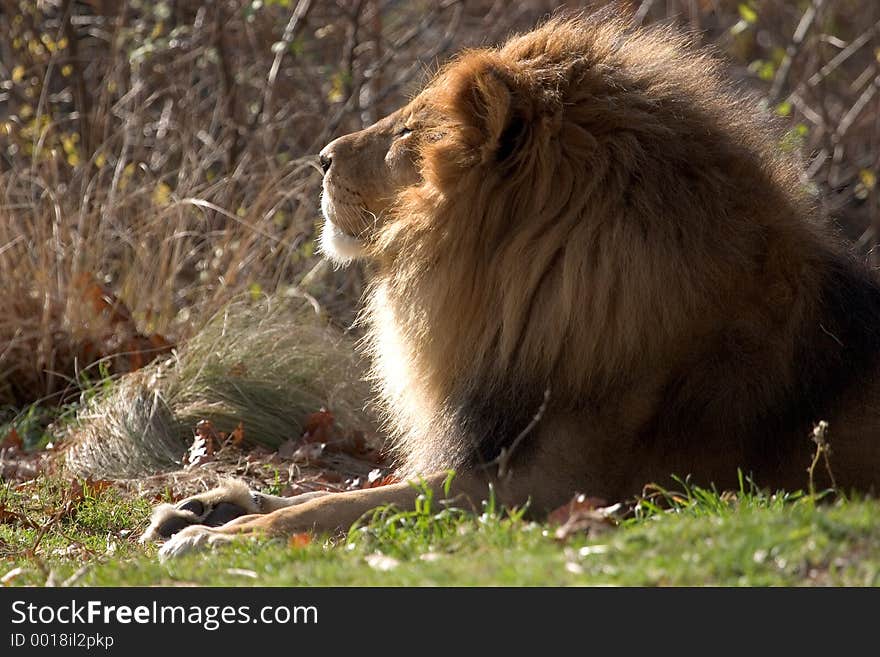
(318, 470, 342, 483)
(302, 408, 335, 443)
(0, 503, 27, 524)
(61, 478, 112, 519)
(326, 430, 371, 456)
(148, 332, 173, 352)
(87, 478, 113, 495)
(230, 422, 245, 446)
(76, 272, 134, 327)
(550, 494, 620, 541)
(194, 419, 219, 455)
(184, 435, 213, 469)
(64, 478, 111, 506)
(184, 419, 220, 469)
(228, 361, 248, 377)
(0, 428, 22, 450)
(67, 479, 85, 505)
(367, 471, 398, 488)
(547, 494, 608, 525)
(71, 273, 174, 376)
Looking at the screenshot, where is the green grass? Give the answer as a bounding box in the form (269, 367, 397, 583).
(1, 475, 879, 586)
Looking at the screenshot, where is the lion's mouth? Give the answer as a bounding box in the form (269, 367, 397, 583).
(320, 218, 366, 260)
(319, 195, 368, 263)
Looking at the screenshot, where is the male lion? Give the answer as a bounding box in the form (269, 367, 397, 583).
(146, 16, 880, 557)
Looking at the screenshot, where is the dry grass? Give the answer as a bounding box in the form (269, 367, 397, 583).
(62, 296, 371, 477)
(0, 0, 878, 419)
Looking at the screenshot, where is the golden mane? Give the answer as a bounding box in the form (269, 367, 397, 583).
(364, 17, 830, 476)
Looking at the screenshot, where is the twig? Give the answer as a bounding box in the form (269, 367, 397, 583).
(308, 1, 461, 152)
(634, 0, 657, 26)
(213, 3, 240, 167)
(496, 386, 551, 480)
(829, 74, 880, 184)
(786, 17, 880, 110)
(769, 0, 824, 103)
(255, 0, 313, 128)
(806, 18, 880, 89)
(62, 564, 92, 587)
(836, 74, 880, 141)
(341, 0, 367, 111)
(62, 0, 91, 158)
(807, 420, 837, 497)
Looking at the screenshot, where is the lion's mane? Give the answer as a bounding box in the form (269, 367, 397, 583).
(363, 17, 879, 484)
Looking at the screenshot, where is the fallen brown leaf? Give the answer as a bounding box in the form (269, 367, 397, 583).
(318, 470, 342, 484)
(549, 494, 621, 541)
(230, 422, 245, 446)
(0, 503, 28, 524)
(194, 419, 219, 456)
(302, 408, 335, 443)
(0, 428, 23, 450)
(288, 533, 311, 549)
(367, 472, 399, 489)
(547, 494, 608, 526)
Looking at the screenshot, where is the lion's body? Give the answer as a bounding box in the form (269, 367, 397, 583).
(357, 17, 880, 501)
(146, 16, 880, 553)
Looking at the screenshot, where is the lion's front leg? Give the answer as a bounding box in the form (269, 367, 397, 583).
(140, 478, 330, 543)
(156, 471, 496, 559)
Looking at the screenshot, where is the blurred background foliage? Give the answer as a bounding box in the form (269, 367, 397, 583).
(0, 0, 878, 410)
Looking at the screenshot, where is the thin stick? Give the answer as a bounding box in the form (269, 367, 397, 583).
(497, 386, 551, 480)
(807, 420, 837, 497)
(256, 0, 313, 127)
(769, 0, 824, 102)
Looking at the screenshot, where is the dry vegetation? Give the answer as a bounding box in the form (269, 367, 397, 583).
(1, 2, 879, 588)
(1, 0, 879, 434)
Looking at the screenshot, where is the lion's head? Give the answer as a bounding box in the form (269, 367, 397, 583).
(318, 107, 420, 261)
(319, 17, 816, 476)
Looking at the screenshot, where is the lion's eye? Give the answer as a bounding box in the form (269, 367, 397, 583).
(395, 126, 413, 139)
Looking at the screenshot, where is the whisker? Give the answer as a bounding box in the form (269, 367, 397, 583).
(305, 156, 324, 176)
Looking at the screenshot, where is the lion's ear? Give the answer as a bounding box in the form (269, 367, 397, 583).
(441, 55, 516, 164)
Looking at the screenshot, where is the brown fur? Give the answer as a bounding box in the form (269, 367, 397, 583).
(148, 17, 880, 555)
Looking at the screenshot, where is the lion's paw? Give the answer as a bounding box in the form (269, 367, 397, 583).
(140, 479, 259, 543)
(157, 525, 238, 560)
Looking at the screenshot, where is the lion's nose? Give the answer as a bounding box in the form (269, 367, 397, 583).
(319, 152, 332, 174)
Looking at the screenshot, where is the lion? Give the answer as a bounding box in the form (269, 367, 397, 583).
(144, 16, 880, 557)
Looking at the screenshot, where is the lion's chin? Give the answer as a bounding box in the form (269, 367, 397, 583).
(319, 219, 367, 264)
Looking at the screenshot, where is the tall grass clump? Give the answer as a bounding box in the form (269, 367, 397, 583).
(62, 295, 371, 477)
